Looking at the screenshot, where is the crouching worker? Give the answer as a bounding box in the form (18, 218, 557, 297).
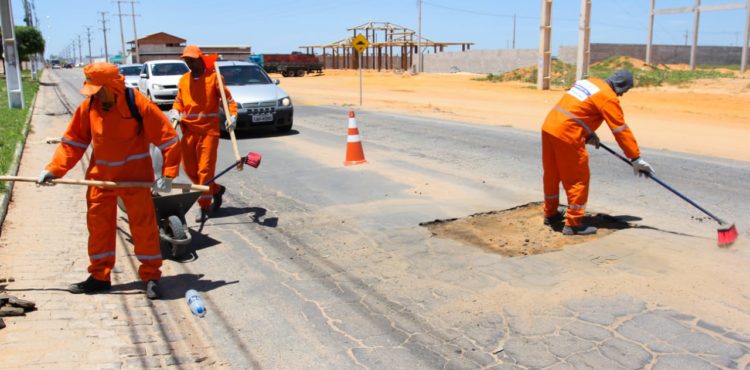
(37, 63, 181, 299)
(541, 69, 655, 235)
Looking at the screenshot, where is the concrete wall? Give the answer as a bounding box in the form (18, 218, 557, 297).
(420, 49, 538, 74)
(558, 43, 743, 66)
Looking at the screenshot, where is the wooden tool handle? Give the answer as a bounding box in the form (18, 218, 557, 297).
(214, 64, 244, 171)
(0, 176, 209, 192)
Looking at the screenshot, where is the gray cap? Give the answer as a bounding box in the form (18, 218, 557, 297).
(605, 69, 634, 95)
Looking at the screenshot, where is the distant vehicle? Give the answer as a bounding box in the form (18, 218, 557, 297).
(216, 60, 293, 133)
(249, 52, 323, 77)
(138, 60, 189, 106)
(118, 63, 143, 89)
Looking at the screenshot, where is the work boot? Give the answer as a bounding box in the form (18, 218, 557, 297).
(145, 280, 160, 300)
(562, 225, 597, 236)
(211, 185, 226, 212)
(69, 275, 111, 294)
(543, 210, 566, 226)
(195, 208, 209, 223)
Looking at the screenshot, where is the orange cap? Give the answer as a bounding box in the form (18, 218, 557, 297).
(180, 44, 202, 59)
(80, 63, 122, 96)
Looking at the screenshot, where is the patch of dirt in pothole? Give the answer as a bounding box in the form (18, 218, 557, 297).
(420, 202, 631, 257)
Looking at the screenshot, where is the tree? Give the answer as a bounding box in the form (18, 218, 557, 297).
(14, 26, 45, 62)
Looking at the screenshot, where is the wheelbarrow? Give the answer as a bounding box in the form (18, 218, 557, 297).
(152, 190, 202, 257)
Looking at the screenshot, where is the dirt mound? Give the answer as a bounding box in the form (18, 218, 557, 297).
(420, 202, 631, 257)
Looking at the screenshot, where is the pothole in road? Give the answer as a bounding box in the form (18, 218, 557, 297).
(420, 202, 631, 257)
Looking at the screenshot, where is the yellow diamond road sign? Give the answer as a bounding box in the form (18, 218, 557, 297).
(352, 34, 369, 53)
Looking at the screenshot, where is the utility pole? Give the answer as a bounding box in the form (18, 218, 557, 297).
(115, 0, 126, 62)
(98, 11, 109, 62)
(689, 0, 701, 70)
(417, 0, 422, 73)
(85, 26, 93, 64)
(576, 0, 592, 80)
(538, 0, 552, 90)
(646, 0, 655, 64)
(1, 0, 24, 108)
(512, 14, 516, 49)
(78, 34, 83, 65)
(130, 1, 140, 63)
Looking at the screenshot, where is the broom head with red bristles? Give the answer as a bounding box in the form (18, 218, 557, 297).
(717, 223, 738, 248)
(244, 152, 262, 168)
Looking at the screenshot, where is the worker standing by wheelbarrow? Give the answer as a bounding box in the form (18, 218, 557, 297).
(37, 63, 181, 299)
(169, 45, 238, 223)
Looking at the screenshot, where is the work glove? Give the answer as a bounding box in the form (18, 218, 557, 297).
(167, 109, 181, 124)
(585, 133, 600, 149)
(37, 169, 57, 186)
(631, 157, 655, 177)
(227, 115, 237, 131)
(153, 176, 174, 193)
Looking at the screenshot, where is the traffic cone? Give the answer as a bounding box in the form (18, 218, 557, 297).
(343, 111, 367, 166)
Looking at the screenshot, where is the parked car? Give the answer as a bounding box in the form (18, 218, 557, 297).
(216, 60, 293, 132)
(118, 63, 143, 89)
(138, 60, 189, 106)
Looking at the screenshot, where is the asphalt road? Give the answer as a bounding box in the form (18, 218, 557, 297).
(50, 68, 750, 369)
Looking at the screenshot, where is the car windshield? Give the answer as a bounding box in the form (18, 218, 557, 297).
(151, 63, 189, 76)
(219, 65, 272, 85)
(119, 66, 142, 76)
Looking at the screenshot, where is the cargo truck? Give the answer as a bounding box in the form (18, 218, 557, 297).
(249, 52, 324, 77)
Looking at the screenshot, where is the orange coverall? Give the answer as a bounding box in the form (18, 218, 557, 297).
(173, 69, 237, 210)
(46, 89, 180, 282)
(542, 78, 641, 226)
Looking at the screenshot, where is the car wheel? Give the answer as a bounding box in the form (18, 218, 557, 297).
(281, 71, 290, 77)
(296, 70, 305, 77)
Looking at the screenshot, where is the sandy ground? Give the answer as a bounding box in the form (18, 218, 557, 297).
(279, 69, 750, 162)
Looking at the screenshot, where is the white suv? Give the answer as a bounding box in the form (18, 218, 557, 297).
(138, 60, 189, 106)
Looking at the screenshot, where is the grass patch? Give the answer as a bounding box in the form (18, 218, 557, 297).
(478, 56, 735, 89)
(0, 71, 41, 192)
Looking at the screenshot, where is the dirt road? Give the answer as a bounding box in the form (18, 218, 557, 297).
(280, 70, 750, 162)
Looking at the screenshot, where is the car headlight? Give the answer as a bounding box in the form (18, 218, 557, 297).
(279, 97, 291, 107)
(152, 84, 163, 90)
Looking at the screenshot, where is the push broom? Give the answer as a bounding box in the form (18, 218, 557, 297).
(599, 143, 738, 247)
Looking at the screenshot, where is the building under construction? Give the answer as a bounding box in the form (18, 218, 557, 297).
(300, 22, 473, 71)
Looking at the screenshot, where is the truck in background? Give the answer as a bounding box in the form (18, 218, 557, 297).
(249, 52, 324, 77)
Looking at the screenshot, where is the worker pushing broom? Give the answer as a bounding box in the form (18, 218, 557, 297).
(541, 69, 737, 246)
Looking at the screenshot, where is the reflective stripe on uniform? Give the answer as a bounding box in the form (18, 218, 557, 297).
(554, 106, 593, 136)
(199, 195, 212, 199)
(136, 254, 162, 260)
(95, 151, 150, 167)
(90, 251, 116, 260)
(157, 136, 178, 150)
(611, 124, 629, 134)
(185, 113, 220, 118)
(545, 194, 559, 199)
(62, 138, 89, 149)
(568, 204, 586, 210)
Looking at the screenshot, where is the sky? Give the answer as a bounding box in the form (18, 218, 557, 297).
(16, 0, 748, 60)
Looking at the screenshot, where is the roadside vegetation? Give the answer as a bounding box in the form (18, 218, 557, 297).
(0, 71, 41, 192)
(477, 56, 736, 88)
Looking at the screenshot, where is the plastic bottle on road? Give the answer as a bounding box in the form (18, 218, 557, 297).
(185, 289, 206, 317)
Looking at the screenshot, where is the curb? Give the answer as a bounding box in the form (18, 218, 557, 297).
(0, 84, 40, 233)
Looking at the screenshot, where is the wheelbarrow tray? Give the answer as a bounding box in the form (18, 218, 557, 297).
(152, 191, 202, 221)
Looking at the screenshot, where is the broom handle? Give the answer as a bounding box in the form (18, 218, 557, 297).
(214, 64, 244, 171)
(598, 143, 725, 225)
(0, 176, 209, 192)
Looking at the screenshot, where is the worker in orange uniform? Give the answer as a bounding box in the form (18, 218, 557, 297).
(37, 63, 181, 299)
(541, 69, 655, 235)
(169, 45, 237, 223)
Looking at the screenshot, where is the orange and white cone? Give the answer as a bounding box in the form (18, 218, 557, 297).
(343, 111, 367, 166)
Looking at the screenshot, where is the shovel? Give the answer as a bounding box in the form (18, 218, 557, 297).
(599, 143, 738, 247)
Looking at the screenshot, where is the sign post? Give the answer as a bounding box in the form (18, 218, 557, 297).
(351, 34, 369, 106)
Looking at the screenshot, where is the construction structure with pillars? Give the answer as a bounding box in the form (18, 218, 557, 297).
(299, 22, 473, 71)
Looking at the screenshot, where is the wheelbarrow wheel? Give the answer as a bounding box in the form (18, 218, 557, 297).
(165, 215, 187, 257)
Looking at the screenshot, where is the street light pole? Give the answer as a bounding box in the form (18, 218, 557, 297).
(417, 0, 422, 73)
(98, 11, 109, 62)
